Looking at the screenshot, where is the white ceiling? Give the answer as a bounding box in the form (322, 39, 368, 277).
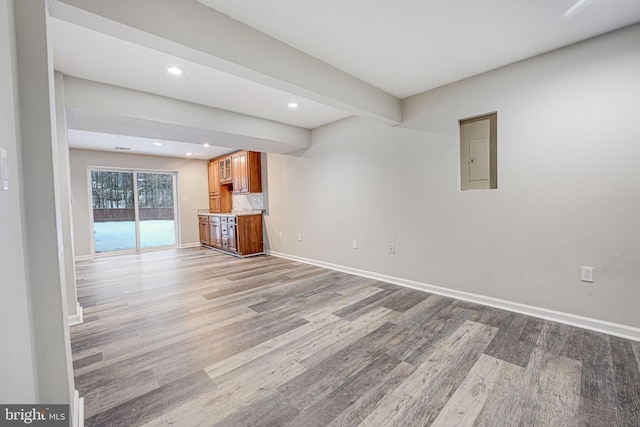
(199, 0, 640, 98)
(67, 130, 234, 160)
(52, 19, 349, 130)
(54, 0, 640, 158)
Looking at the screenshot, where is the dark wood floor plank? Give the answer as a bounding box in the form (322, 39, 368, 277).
(326, 361, 416, 427)
(284, 352, 402, 427)
(610, 336, 640, 425)
(484, 314, 544, 367)
(378, 287, 431, 312)
(331, 288, 397, 319)
(581, 331, 618, 407)
(85, 369, 213, 427)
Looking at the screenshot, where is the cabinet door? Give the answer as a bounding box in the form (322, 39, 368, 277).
(219, 157, 232, 183)
(208, 160, 220, 196)
(236, 215, 263, 255)
(232, 151, 249, 193)
(209, 195, 221, 213)
(209, 217, 221, 248)
(228, 222, 237, 253)
(198, 216, 209, 245)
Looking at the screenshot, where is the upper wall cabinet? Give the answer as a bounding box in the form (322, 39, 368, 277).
(219, 156, 232, 185)
(231, 151, 262, 194)
(208, 160, 220, 196)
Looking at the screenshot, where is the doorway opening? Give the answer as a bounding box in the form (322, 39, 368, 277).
(90, 169, 178, 253)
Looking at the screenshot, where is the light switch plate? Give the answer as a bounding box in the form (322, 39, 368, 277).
(1, 148, 8, 191)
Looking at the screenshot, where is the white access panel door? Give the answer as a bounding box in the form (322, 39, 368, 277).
(469, 136, 490, 181)
(460, 114, 496, 190)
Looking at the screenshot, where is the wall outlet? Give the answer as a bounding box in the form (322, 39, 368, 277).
(388, 243, 395, 254)
(352, 240, 358, 249)
(297, 233, 302, 241)
(581, 266, 594, 283)
(1, 148, 8, 191)
(279, 231, 283, 238)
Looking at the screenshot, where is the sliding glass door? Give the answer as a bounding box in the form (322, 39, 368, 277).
(91, 169, 177, 254)
(137, 172, 176, 249)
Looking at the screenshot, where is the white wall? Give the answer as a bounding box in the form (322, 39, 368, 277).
(54, 72, 80, 320)
(0, 0, 37, 403)
(70, 148, 210, 257)
(14, 0, 75, 405)
(264, 24, 640, 329)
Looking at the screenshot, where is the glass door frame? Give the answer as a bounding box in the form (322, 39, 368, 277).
(87, 166, 180, 256)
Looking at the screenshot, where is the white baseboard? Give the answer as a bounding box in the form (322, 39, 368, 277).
(267, 250, 640, 342)
(179, 242, 202, 249)
(74, 254, 93, 262)
(69, 303, 83, 326)
(73, 390, 84, 427)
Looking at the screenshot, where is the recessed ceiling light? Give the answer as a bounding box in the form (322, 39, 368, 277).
(203, 143, 210, 147)
(288, 102, 299, 109)
(166, 66, 185, 76)
(153, 142, 163, 146)
(186, 152, 193, 156)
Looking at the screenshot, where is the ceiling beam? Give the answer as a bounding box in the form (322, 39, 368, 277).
(50, 0, 401, 125)
(64, 76, 311, 154)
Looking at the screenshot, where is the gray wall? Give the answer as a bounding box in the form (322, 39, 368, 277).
(264, 24, 640, 329)
(70, 148, 210, 257)
(0, 0, 37, 403)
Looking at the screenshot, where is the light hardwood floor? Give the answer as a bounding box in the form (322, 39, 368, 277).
(71, 248, 640, 426)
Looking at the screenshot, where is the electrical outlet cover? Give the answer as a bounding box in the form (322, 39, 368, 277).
(581, 266, 594, 283)
(1, 148, 8, 191)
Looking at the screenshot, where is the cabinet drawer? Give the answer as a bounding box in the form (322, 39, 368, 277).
(209, 216, 220, 224)
(221, 217, 228, 223)
(227, 216, 236, 225)
(221, 224, 228, 235)
(198, 216, 209, 224)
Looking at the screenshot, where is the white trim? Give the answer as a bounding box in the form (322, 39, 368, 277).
(69, 302, 84, 326)
(179, 242, 202, 249)
(267, 250, 640, 342)
(73, 390, 84, 427)
(74, 254, 93, 262)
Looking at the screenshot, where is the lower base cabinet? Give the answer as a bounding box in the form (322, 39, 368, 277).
(199, 214, 263, 257)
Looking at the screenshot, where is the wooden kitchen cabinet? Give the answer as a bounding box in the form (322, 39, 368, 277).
(206, 151, 262, 213)
(228, 216, 237, 253)
(209, 194, 231, 214)
(208, 160, 220, 196)
(232, 151, 262, 194)
(199, 214, 263, 257)
(219, 156, 232, 184)
(208, 215, 221, 249)
(208, 159, 231, 213)
(235, 214, 263, 256)
(198, 215, 209, 246)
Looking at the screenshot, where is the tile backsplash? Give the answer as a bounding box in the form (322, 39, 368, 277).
(232, 193, 264, 212)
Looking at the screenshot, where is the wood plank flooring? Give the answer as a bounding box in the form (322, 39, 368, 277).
(71, 248, 640, 426)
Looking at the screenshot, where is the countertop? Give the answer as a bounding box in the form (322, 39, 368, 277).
(197, 209, 263, 217)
